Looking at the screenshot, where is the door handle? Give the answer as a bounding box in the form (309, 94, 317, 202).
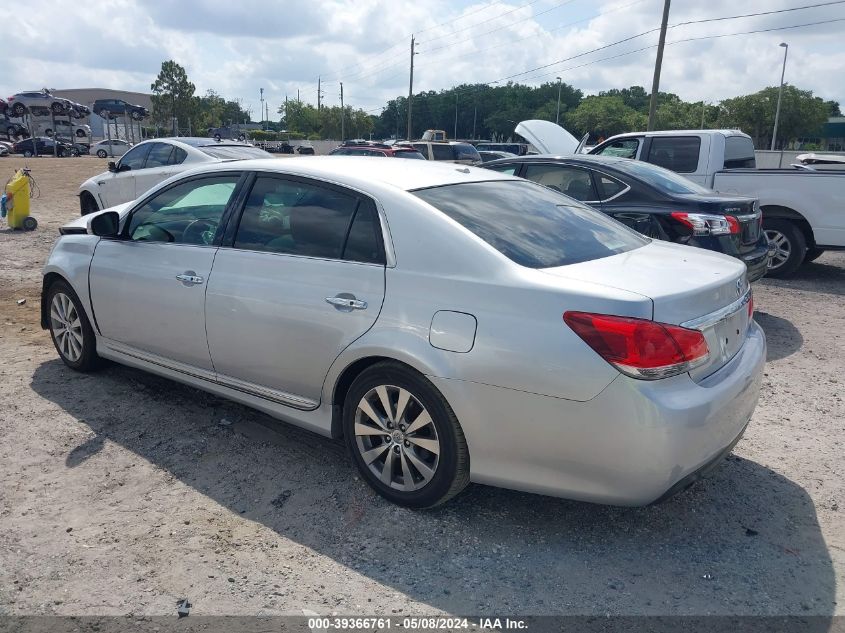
(176, 273, 204, 285)
(326, 296, 367, 310)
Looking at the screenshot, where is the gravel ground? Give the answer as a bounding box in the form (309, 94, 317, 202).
(0, 157, 842, 617)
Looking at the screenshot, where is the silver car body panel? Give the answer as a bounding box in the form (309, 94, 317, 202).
(46, 157, 767, 504)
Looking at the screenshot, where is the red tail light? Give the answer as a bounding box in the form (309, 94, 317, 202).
(563, 311, 709, 380)
(748, 292, 754, 318)
(670, 212, 740, 236)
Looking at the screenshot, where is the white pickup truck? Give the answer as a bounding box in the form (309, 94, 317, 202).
(588, 129, 845, 277)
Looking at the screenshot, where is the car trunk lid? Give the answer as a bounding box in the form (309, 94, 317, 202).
(542, 240, 751, 379)
(514, 120, 579, 155)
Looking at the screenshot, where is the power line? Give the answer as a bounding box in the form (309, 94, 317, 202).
(415, 0, 542, 37)
(417, 0, 548, 45)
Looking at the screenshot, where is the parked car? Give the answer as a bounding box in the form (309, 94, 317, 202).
(78, 137, 272, 214)
(91, 138, 132, 159)
(70, 103, 91, 119)
(330, 144, 425, 159)
(478, 150, 517, 162)
(3, 119, 29, 140)
(296, 142, 316, 155)
(44, 157, 765, 507)
(13, 136, 73, 157)
(37, 120, 91, 139)
(0, 144, 8, 157)
(412, 141, 481, 164)
(209, 126, 247, 142)
(588, 129, 845, 276)
(484, 154, 770, 282)
(475, 142, 529, 156)
(266, 141, 295, 154)
(70, 142, 90, 156)
(7, 90, 73, 116)
(92, 98, 148, 121)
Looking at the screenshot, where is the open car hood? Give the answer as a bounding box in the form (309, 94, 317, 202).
(515, 120, 580, 155)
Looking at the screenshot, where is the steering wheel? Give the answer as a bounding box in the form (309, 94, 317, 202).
(183, 219, 219, 245)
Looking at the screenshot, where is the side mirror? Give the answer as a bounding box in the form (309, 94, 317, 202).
(107, 161, 117, 172)
(88, 211, 120, 237)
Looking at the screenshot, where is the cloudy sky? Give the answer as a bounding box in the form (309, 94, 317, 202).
(5, 0, 844, 118)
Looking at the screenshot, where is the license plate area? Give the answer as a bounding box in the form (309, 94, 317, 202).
(707, 306, 750, 365)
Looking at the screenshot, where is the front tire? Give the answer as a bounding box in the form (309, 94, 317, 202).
(804, 247, 825, 263)
(23, 149, 33, 157)
(764, 218, 806, 278)
(343, 362, 469, 508)
(46, 280, 100, 371)
(96, 149, 107, 158)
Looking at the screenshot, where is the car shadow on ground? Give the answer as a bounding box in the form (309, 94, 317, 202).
(759, 256, 845, 298)
(754, 312, 803, 361)
(31, 359, 836, 617)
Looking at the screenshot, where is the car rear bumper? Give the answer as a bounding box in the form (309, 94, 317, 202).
(430, 320, 766, 506)
(742, 245, 770, 282)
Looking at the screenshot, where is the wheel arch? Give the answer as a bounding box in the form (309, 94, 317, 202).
(79, 189, 101, 215)
(41, 272, 70, 329)
(761, 205, 816, 247)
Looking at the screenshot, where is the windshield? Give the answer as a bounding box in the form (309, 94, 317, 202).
(452, 143, 480, 161)
(616, 159, 712, 195)
(198, 146, 271, 160)
(413, 180, 646, 269)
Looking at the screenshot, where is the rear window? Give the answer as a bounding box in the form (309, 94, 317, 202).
(723, 136, 756, 169)
(394, 150, 426, 159)
(452, 143, 481, 161)
(198, 145, 271, 160)
(413, 180, 646, 269)
(617, 159, 711, 195)
(646, 136, 701, 173)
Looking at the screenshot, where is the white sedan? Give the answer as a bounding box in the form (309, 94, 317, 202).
(79, 137, 271, 214)
(91, 139, 132, 159)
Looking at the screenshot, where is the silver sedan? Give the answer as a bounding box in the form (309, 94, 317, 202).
(42, 158, 765, 507)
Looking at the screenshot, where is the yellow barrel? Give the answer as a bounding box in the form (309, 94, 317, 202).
(5, 170, 31, 229)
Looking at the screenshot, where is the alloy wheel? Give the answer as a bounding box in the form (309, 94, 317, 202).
(765, 229, 791, 271)
(50, 292, 84, 363)
(354, 385, 440, 491)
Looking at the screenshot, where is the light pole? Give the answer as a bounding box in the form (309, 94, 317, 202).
(771, 42, 789, 151)
(259, 88, 264, 130)
(555, 77, 562, 125)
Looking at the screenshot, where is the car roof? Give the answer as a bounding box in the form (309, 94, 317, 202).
(180, 156, 516, 191)
(605, 129, 749, 139)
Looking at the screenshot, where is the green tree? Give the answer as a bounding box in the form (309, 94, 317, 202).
(150, 60, 196, 129)
(565, 96, 645, 140)
(718, 85, 830, 148)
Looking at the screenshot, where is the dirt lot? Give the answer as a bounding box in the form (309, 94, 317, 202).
(0, 156, 842, 617)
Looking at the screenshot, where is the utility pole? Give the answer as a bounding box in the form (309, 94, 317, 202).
(407, 35, 415, 141)
(647, 0, 670, 131)
(260, 87, 264, 130)
(472, 105, 477, 139)
(340, 82, 345, 141)
(454, 93, 458, 139)
(771, 42, 789, 151)
(317, 76, 321, 110)
(555, 77, 562, 125)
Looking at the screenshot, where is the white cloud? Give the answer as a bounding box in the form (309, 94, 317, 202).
(4, 0, 843, 117)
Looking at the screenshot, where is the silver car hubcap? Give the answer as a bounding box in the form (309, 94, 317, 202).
(765, 229, 791, 270)
(50, 292, 83, 362)
(354, 385, 440, 491)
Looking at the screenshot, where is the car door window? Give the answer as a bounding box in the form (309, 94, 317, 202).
(431, 144, 452, 160)
(412, 143, 428, 157)
(646, 136, 701, 173)
(144, 143, 175, 168)
(127, 175, 240, 245)
(522, 164, 597, 201)
(342, 200, 385, 264)
(119, 144, 151, 170)
(485, 164, 518, 175)
(233, 176, 374, 261)
(595, 174, 628, 201)
(596, 138, 639, 159)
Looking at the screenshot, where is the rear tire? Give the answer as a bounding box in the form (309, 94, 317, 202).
(23, 149, 33, 157)
(96, 149, 107, 158)
(46, 280, 100, 371)
(764, 219, 806, 278)
(343, 361, 469, 508)
(804, 247, 825, 263)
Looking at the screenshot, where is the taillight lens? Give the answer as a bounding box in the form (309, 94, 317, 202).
(563, 311, 710, 380)
(671, 212, 740, 236)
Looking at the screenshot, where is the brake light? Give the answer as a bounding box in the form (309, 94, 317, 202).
(563, 311, 709, 380)
(748, 292, 754, 319)
(671, 212, 740, 236)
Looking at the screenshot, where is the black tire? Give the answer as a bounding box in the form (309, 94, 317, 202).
(23, 149, 33, 157)
(45, 280, 100, 371)
(131, 111, 143, 121)
(96, 149, 107, 158)
(80, 192, 99, 216)
(343, 361, 470, 508)
(51, 102, 65, 115)
(804, 247, 825, 263)
(22, 216, 37, 230)
(75, 129, 86, 138)
(45, 129, 53, 137)
(12, 103, 26, 117)
(99, 109, 111, 120)
(764, 218, 806, 278)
